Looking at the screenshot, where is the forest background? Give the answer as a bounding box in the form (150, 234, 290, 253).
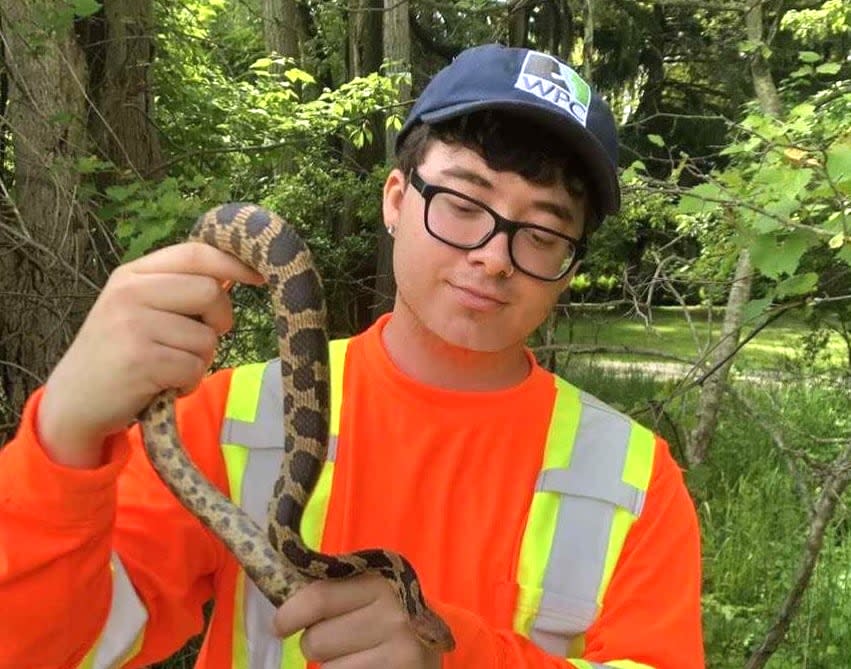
(0, 0, 849, 667)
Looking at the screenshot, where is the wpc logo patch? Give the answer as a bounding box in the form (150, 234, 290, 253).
(514, 52, 591, 126)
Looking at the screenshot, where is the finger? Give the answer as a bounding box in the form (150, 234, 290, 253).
(300, 600, 387, 661)
(146, 344, 208, 394)
(274, 577, 381, 640)
(144, 309, 220, 365)
(321, 642, 432, 669)
(129, 274, 235, 335)
(321, 646, 383, 669)
(129, 241, 266, 286)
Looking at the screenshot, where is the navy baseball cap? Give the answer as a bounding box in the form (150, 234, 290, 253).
(396, 44, 621, 217)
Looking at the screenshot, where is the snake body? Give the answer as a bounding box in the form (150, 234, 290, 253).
(138, 203, 455, 652)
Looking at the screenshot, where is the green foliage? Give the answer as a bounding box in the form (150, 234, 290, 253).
(100, 0, 403, 280)
(781, 0, 851, 44)
(675, 79, 850, 329)
(565, 355, 851, 669)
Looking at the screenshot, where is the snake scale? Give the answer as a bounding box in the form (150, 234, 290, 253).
(137, 202, 455, 652)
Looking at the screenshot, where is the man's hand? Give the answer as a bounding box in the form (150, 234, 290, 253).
(37, 242, 265, 469)
(274, 574, 441, 669)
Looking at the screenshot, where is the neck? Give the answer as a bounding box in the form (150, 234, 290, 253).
(381, 306, 531, 392)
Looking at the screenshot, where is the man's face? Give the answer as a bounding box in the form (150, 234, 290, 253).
(383, 140, 586, 353)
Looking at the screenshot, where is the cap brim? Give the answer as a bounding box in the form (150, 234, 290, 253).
(418, 99, 620, 216)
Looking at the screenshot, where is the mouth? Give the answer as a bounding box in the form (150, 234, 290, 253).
(448, 282, 508, 311)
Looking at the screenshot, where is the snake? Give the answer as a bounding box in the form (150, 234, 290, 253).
(137, 202, 455, 652)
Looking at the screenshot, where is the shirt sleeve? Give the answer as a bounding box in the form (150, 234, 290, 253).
(0, 369, 234, 669)
(432, 437, 705, 669)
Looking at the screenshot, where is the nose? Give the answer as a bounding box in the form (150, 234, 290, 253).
(466, 231, 513, 277)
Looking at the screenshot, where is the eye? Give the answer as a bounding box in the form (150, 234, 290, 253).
(448, 199, 481, 216)
(528, 230, 558, 248)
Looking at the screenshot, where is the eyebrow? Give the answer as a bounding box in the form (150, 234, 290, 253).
(438, 166, 575, 224)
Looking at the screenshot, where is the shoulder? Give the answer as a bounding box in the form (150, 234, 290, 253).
(550, 371, 657, 447)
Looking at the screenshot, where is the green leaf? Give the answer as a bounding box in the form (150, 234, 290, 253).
(105, 184, 140, 202)
(775, 272, 818, 298)
(828, 233, 846, 249)
(838, 243, 851, 267)
(798, 51, 822, 63)
(75, 155, 111, 174)
(647, 134, 665, 148)
(250, 57, 273, 70)
(742, 296, 773, 324)
(750, 231, 815, 279)
(621, 160, 648, 183)
(285, 68, 316, 84)
(826, 141, 851, 184)
(737, 40, 760, 54)
(74, 0, 101, 17)
(677, 182, 726, 215)
(790, 65, 813, 79)
(749, 212, 783, 233)
(816, 62, 841, 75)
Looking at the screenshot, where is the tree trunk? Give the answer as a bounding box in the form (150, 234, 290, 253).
(536, 0, 560, 55)
(262, 0, 307, 62)
(744, 0, 783, 118)
(557, 0, 575, 62)
(339, 0, 383, 242)
(687, 249, 753, 465)
(0, 3, 100, 439)
(0, 12, 8, 179)
(87, 0, 163, 178)
(582, 0, 594, 80)
(508, 0, 530, 47)
(373, 0, 410, 319)
(686, 0, 783, 466)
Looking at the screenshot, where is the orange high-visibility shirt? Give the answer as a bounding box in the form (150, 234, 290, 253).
(0, 315, 704, 668)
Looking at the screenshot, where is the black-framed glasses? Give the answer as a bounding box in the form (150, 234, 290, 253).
(409, 170, 585, 281)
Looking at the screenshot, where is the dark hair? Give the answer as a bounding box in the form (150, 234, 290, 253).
(395, 110, 600, 234)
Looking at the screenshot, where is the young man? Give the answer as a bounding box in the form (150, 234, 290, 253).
(0, 44, 704, 668)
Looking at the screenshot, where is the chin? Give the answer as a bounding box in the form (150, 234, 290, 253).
(431, 314, 518, 354)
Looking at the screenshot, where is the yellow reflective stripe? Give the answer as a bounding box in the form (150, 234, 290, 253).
(328, 338, 348, 436)
(569, 661, 655, 669)
(301, 338, 347, 553)
(598, 426, 656, 603)
(541, 378, 581, 470)
(301, 463, 335, 551)
(222, 444, 249, 507)
(281, 631, 307, 668)
(225, 362, 267, 421)
(513, 378, 581, 636)
(221, 443, 250, 668)
(597, 507, 635, 604)
(567, 634, 586, 658)
(232, 572, 250, 669)
(77, 643, 96, 669)
(622, 424, 655, 491)
(280, 340, 347, 665)
(76, 631, 144, 669)
(121, 632, 144, 667)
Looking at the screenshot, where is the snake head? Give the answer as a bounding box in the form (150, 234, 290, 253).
(410, 608, 456, 653)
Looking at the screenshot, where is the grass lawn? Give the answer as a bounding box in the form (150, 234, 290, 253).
(547, 305, 847, 373)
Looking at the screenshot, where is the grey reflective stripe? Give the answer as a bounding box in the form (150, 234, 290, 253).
(243, 448, 287, 669)
(222, 355, 341, 667)
(90, 553, 148, 669)
(529, 391, 646, 658)
(222, 358, 339, 461)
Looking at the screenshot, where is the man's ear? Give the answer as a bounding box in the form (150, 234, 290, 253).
(382, 168, 407, 231)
